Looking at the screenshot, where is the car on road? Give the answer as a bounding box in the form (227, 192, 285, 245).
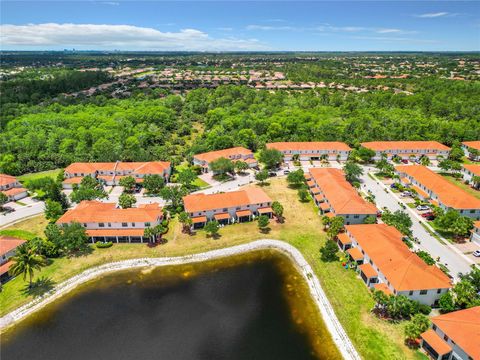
(421, 212, 434, 218)
(1, 206, 15, 215)
(416, 205, 430, 211)
(268, 172, 277, 177)
(401, 191, 413, 197)
(283, 170, 290, 175)
(473, 250, 480, 258)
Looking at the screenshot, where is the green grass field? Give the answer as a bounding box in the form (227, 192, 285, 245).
(18, 169, 63, 183)
(1, 179, 422, 359)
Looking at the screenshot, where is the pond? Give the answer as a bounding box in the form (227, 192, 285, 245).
(1, 250, 341, 360)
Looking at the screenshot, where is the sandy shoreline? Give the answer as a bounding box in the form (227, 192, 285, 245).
(0, 239, 360, 360)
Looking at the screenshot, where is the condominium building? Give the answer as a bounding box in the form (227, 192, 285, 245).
(361, 141, 450, 161)
(307, 168, 378, 224)
(395, 165, 480, 219)
(56, 201, 164, 243)
(192, 147, 257, 173)
(340, 224, 451, 306)
(0, 236, 26, 283)
(183, 187, 272, 229)
(420, 306, 479, 360)
(63, 161, 171, 188)
(0, 174, 28, 201)
(462, 141, 480, 161)
(266, 142, 351, 161)
(461, 164, 480, 182)
(471, 221, 480, 245)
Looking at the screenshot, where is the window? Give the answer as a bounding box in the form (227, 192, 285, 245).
(345, 215, 349, 218)
(432, 325, 437, 331)
(354, 215, 359, 219)
(83, 223, 87, 227)
(437, 289, 441, 294)
(223, 208, 228, 212)
(443, 334, 449, 342)
(108, 223, 111, 227)
(132, 223, 135, 227)
(122, 223, 128, 227)
(420, 290, 428, 295)
(409, 291, 413, 296)
(145, 222, 151, 227)
(99, 223, 105, 227)
(470, 210, 475, 213)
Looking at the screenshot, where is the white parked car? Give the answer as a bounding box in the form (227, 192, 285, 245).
(401, 191, 412, 197)
(416, 205, 430, 211)
(473, 250, 480, 258)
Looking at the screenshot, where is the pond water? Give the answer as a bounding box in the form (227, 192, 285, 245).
(1, 250, 341, 360)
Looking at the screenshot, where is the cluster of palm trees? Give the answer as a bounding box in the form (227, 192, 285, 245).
(10, 243, 46, 289)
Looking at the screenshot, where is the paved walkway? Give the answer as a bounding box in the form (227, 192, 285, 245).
(0, 239, 360, 360)
(360, 167, 473, 279)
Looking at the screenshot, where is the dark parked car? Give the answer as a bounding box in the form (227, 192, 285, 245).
(401, 159, 409, 164)
(1, 206, 15, 215)
(268, 172, 277, 177)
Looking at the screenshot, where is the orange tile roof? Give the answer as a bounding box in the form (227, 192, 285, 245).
(309, 168, 378, 215)
(214, 213, 231, 220)
(64, 162, 170, 175)
(429, 306, 480, 359)
(400, 177, 411, 185)
(359, 263, 378, 278)
(411, 185, 430, 199)
(337, 233, 352, 245)
(361, 141, 450, 152)
(395, 165, 480, 209)
(57, 201, 162, 224)
(193, 147, 253, 163)
(258, 207, 273, 214)
(320, 202, 330, 211)
(421, 329, 452, 355)
(314, 194, 325, 202)
(474, 220, 480, 230)
(345, 224, 451, 291)
(192, 216, 207, 223)
(0, 236, 26, 256)
(310, 187, 320, 195)
(0, 174, 18, 187)
(183, 187, 271, 213)
(463, 141, 480, 151)
(86, 229, 146, 237)
(347, 247, 364, 261)
(266, 141, 351, 152)
(62, 177, 83, 184)
(0, 260, 13, 276)
(304, 173, 312, 180)
(373, 283, 393, 295)
(306, 180, 315, 188)
(325, 212, 335, 218)
(2, 187, 27, 196)
(463, 164, 480, 177)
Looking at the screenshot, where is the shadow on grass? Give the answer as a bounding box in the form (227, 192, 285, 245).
(22, 276, 56, 298)
(68, 246, 94, 258)
(207, 233, 222, 240)
(259, 227, 271, 234)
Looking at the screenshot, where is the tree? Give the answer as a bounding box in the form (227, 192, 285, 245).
(70, 176, 107, 203)
(460, 266, 480, 293)
(419, 156, 430, 166)
(119, 193, 136, 209)
(321, 215, 331, 230)
(297, 188, 309, 202)
(448, 144, 464, 162)
(257, 215, 270, 232)
(404, 314, 430, 343)
(119, 176, 136, 193)
(204, 220, 220, 238)
(9, 243, 45, 288)
(343, 161, 363, 183)
(178, 211, 192, 233)
(434, 210, 473, 238)
(234, 160, 249, 174)
(255, 169, 269, 184)
(177, 168, 197, 189)
(0, 192, 8, 209)
(286, 169, 305, 187)
(468, 148, 480, 161)
(416, 250, 435, 265)
(209, 157, 234, 177)
(452, 280, 480, 309)
(61, 222, 89, 255)
(327, 216, 344, 240)
(160, 185, 188, 211)
(143, 224, 167, 242)
(375, 158, 394, 176)
(363, 215, 376, 224)
(439, 291, 457, 313)
(271, 201, 284, 222)
(143, 174, 165, 195)
(320, 240, 339, 262)
(381, 209, 413, 236)
(259, 148, 283, 170)
(44, 199, 64, 222)
(350, 147, 375, 163)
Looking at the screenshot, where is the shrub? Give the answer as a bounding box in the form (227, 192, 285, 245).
(96, 241, 113, 248)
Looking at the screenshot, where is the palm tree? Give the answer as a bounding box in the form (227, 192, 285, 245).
(178, 212, 192, 233)
(9, 244, 45, 288)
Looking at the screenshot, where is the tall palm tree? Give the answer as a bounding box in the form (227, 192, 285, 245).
(9, 244, 45, 288)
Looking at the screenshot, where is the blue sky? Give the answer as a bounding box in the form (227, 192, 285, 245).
(1, 1, 479, 51)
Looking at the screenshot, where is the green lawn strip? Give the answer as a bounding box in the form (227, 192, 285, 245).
(18, 169, 62, 183)
(15, 201, 27, 206)
(0, 229, 38, 241)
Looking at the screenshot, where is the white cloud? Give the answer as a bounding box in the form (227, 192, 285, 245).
(415, 12, 449, 18)
(101, 2, 120, 5)
(352, 36, 438, 44)
(0, 23, 267, 51)
(246, 24, 296, 31)
(376, 28, 417, 34)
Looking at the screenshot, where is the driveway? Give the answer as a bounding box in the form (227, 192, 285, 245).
(0, 200, 45, 228)
(360, 166, 473, 280)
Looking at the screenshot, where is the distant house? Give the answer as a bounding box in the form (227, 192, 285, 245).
(183, 187, 272, 229)
(63, 161, 171, 189)
(341, 224, 451, 306)
(462, 141, 480, 161)
(307, 168, 378, 224)
(56, 201, 164, 243)
(395, 165, 480, 219)
(461, 164, 480, 182)
(360, 141, 450, 161)
(471, 221, 480, 245)
(192, 147, 257, 173)
(0, 236, 26, 283)
(266, 142, 351, 162)
(0, 174, 28, 201)
(420, 306, 480, 360)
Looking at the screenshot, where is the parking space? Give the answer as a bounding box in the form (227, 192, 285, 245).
(454, 242, 480, 263)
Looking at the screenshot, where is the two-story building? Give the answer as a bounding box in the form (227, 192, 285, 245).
(192, 147, 257, 173)
(266, 142, 351, 162)
(471, 221, 480, 245)
(307, 168, 378, 224)
(0, 236, 26, 283)
(462, 141, 480, 161)
(395, 165, 480, 220)
(341, 224, 451, 306)
(420, 306, 479, 360)
(361, 141, 451, 161)
(62, 161, 171, 189)
(56, 201, 164, 243)
(0, 174, 28, 201)
(461, 164, 480, 183)
(183, 187, 272, 229)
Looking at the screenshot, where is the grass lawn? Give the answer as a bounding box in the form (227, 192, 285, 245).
(440, 173, 480, 200)
(18, 169, 62, 183)
(0, 215, 49, 240)
(0, 179, 419, 359)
